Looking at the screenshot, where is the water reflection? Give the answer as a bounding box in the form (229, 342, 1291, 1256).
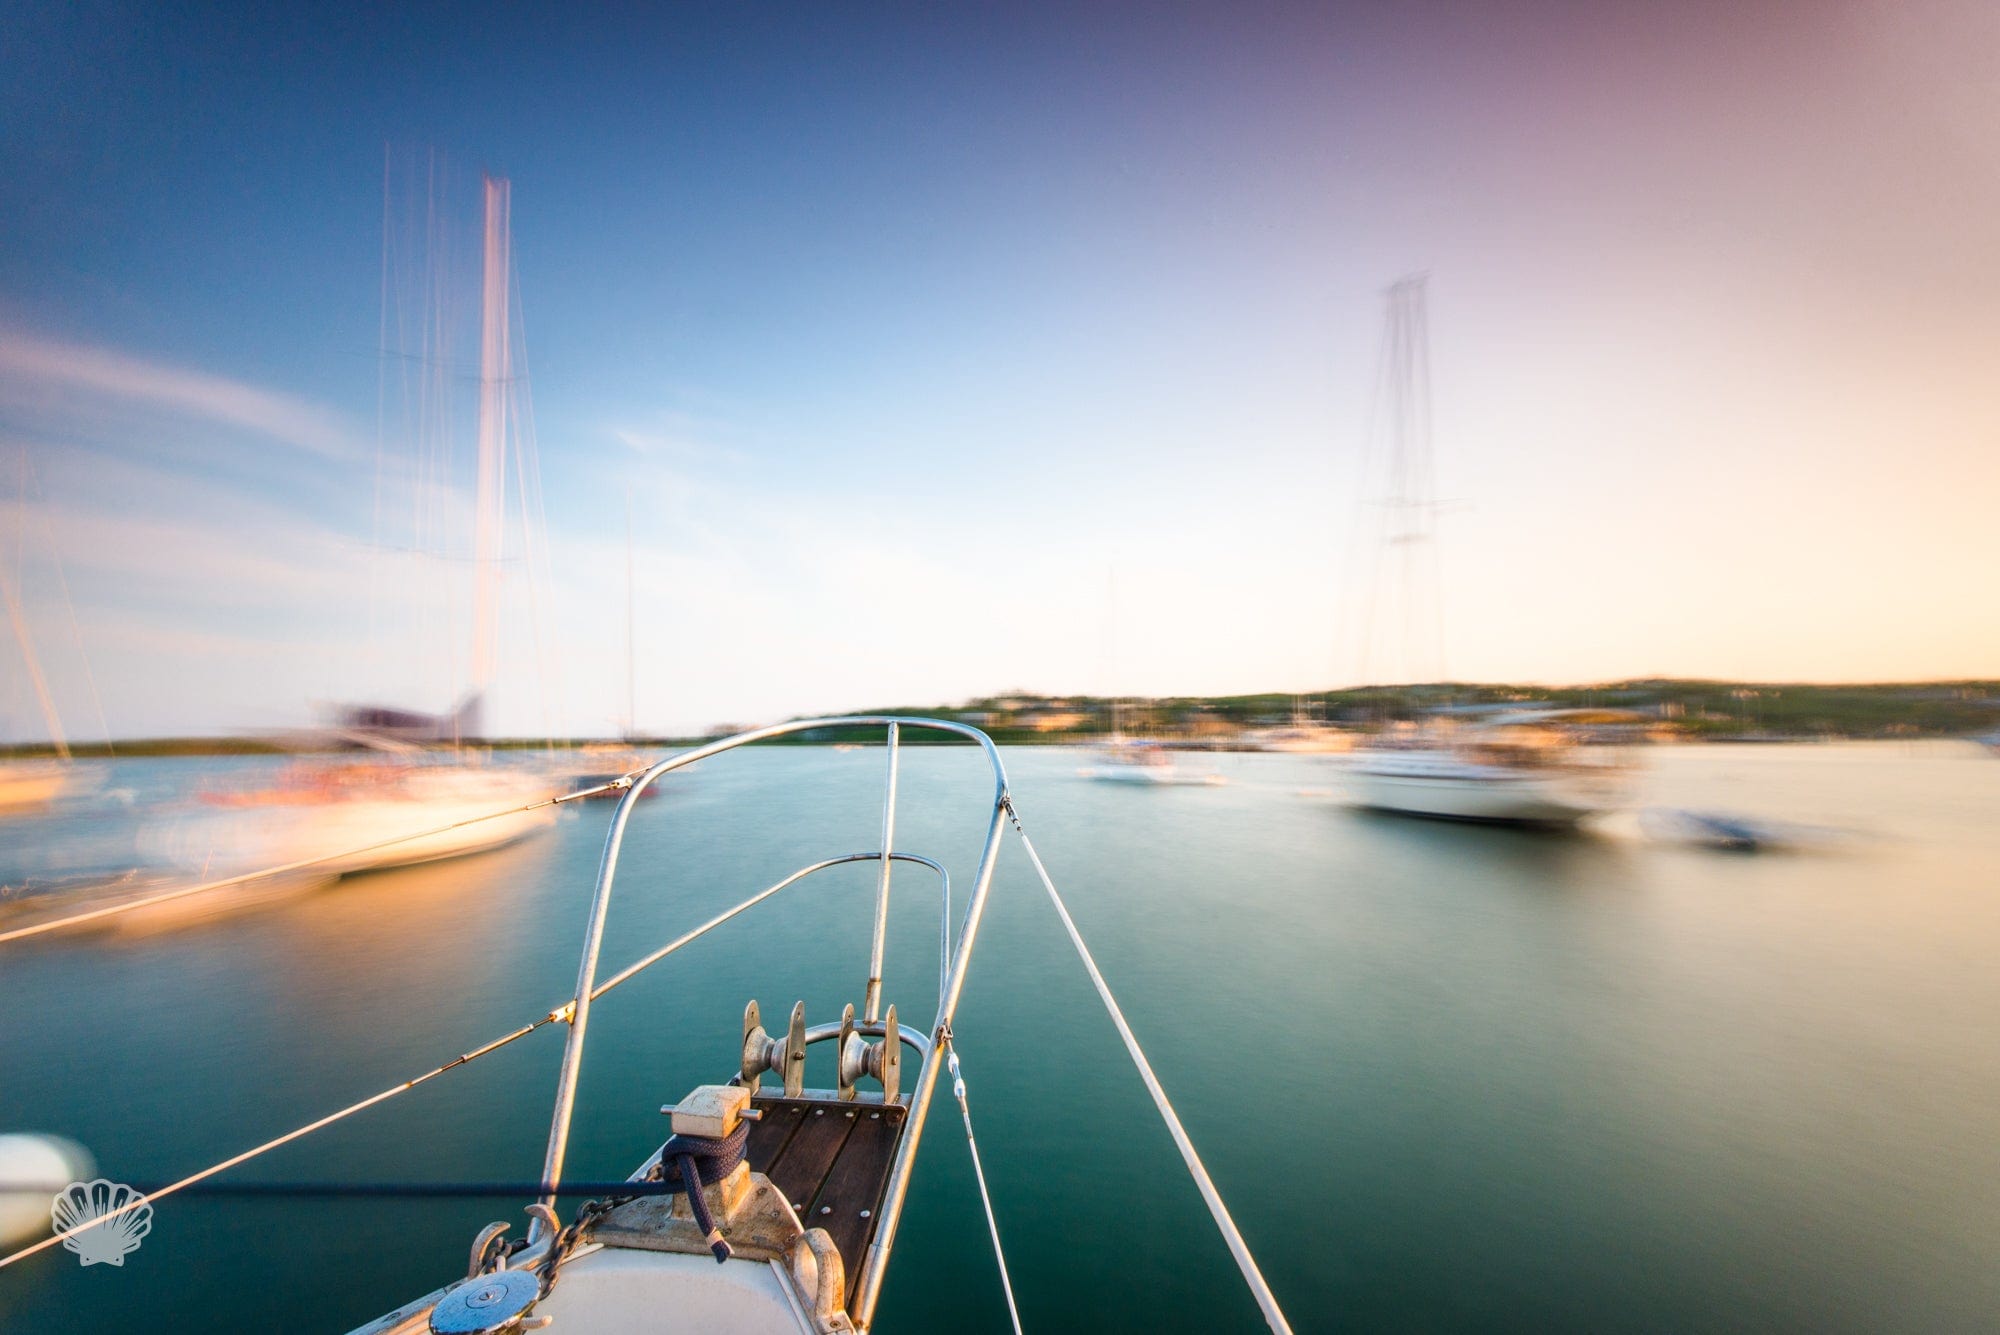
(0, 743, 1996, 1331)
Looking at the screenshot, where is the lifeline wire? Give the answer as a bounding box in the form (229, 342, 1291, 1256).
(1005, 799, 1296, 1335)
(0, 857, 799, 1271)
(0, 1014, 555, 1269)
(945, 1041, 1024, 1335)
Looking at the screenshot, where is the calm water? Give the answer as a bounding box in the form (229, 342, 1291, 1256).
(1, 742, 1997, 1332)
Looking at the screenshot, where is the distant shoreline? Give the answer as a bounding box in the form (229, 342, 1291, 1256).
(5, 677, 1995, 758)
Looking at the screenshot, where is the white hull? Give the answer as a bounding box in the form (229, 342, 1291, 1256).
(1345, 756, 1620, 825)
(530, 1247, 822, 1334)
(0, 761, 75, 814)
(1244, 728, 1353, 753)
(143, 769, 559, 877)
(0, 1134, 93, 1248)
(1079, 762, 1224, 786)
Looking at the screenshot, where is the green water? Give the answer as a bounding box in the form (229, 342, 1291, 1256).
(2, 742, 1997, 1331)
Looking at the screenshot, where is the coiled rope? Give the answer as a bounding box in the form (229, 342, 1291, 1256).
(646, 1120, 750, 1263)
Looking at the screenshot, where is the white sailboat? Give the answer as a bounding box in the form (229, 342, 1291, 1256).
(0, 760, 71, 816)
(1080, 701, 1224, 786)
(1244, 697, 1352, 753)
(1080, 738, 1225, 785)
(142, 176, 559, 877)
(1342, 278, 1630, 826)
(145, 752, 556, 879)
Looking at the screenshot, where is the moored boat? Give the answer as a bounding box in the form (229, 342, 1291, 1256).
(140, 759, 560, 877)
(0, 760, 76, 816)
(1345, 710, 1638, 827)
(1079, 738, 1225, 785)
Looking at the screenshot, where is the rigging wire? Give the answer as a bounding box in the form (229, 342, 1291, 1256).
(0, 1014, 556, 1271)
(0, 847, 824, 1271)
(2, 748, 1291, 1335)
(944, 1041, 1024, 1335)
(1005, 799, 1296, 1335)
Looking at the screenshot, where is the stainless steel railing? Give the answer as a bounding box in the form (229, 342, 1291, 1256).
(528, 715, 1010, 1330)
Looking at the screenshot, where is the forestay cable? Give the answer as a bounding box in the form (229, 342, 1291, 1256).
(1004, 800, 1295, 1335)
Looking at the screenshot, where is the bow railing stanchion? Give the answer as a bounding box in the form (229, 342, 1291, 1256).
(525, 714, 1011, 1255)
(851, 729, 1011, 1328)
(1004, 798, 1296, 1335)
(864, 721, 900, 1022)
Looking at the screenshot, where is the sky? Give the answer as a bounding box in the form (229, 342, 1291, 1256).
(2, 1, 1997, 739)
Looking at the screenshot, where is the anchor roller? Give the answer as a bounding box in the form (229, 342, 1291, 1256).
(740, 999, 807, 1098)
(836, 1002, 900, 1102)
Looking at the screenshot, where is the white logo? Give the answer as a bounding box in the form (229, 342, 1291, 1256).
(50, 1179, 151, 1266)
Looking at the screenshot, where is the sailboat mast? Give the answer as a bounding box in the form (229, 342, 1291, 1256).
(1381, 274, 1441, 685)
(624, 497, 636, 739)
(0, 564, 69, 761)
(470, 175, 512, 718)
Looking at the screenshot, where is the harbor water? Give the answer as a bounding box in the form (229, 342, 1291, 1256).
(1, 741, 1997, 1331)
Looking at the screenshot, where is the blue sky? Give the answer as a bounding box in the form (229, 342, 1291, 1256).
(4, 2, 1998, 738)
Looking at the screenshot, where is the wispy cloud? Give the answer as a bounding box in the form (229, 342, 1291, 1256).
(0, 326, 361, 461)
(607, 411, 744, 467)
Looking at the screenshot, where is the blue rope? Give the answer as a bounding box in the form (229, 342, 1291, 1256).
(648, 1119, 750, 1263)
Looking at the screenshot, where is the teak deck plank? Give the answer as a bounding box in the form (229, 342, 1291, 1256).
(745, 1092, 910, 1303)
(806, 1104, 907, 1312)
(760, 1102, 859, 1212)
(744, 1096, 808, 1169)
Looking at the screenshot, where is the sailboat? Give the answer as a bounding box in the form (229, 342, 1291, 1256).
(142, 176, 559, 877)
(1079, 574, 1222, 787)
(1342, 278, 1633, 827)
(1244, 697, 1351, 753)
(1079, 701, 1224, 786)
